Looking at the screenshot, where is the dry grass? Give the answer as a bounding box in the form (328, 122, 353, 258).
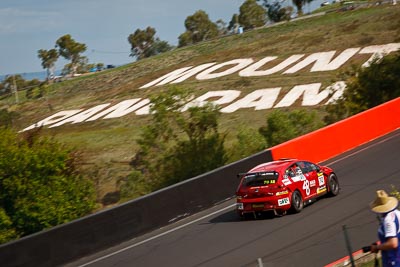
(3, 4, 400, 206)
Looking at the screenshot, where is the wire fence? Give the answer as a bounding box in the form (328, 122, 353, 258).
(247, 217, 382, 267)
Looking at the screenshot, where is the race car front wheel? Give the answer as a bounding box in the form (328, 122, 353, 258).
(327, 173, 339, 197)
(290, 190, 304, 213)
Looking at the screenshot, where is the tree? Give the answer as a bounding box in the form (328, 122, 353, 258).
(128, 27, 173, 60)
(178, 32, 193, 48)
(239, 0, 267, 30)
(259, 109, 324, 146)
(0, 127, 96, 241)
(37, 49, 59, 81)
(291, 0, 313, 16)
(324, 52, 400, 124)
(216, 19, 228, 36)
(178, 10, 219, 47)
(228, 14, 240, 33)
(128, 86, 227, 192)
(0, 207, 17, 243)
(0, 75, 25, 96)
(159, 104, 228, 186)
(258, 0, 293, 22)
(144, 39, 174, 59)
(128, 27, 155, 60)
(230, 126, 267, 161)
(55, 34, 87, 75)
(130, 87, 194, 190)
(0, 75, 41, 101)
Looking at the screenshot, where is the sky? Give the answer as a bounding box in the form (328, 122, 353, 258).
(0, 0, 325, 76)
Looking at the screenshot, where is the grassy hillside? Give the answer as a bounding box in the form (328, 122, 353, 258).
(2, 3, 400, 205)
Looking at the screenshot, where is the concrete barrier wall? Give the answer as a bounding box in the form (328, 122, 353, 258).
(0, 150, 273, 267)
(270, 97, 400, 162)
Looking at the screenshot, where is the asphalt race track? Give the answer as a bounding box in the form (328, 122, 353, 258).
(67, 129, 400, 267)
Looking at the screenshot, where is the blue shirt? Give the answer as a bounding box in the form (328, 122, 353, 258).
(378, 209, 400, 267)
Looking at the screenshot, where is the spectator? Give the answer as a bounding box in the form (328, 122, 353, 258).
(369, 190, 400, 267)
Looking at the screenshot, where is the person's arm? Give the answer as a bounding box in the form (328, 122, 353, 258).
(371, 237, 398, 253)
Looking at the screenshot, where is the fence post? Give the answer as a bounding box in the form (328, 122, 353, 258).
(342, 224, 356, 267)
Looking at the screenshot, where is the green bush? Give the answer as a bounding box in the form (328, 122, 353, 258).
(259, 109, 325, 147)
(0, 128, 96, 241)
(230, 126, 267, 161)
(325, 52, 400, 124)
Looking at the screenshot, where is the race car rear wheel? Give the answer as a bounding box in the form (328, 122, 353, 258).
(290, 190, 304, 213)
(327, 173, 339, 197)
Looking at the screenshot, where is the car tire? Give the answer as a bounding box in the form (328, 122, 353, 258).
(290, 190, 304, 213)
(327, 173, 339, 197)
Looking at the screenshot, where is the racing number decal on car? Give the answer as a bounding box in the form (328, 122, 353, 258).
(303, 180, 310, 196)
(278, 197, 290, 206)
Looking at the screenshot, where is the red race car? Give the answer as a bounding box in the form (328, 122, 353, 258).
(236, 158, 339, 218)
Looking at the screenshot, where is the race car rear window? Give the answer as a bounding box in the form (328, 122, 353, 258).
(242, 172, 279, 187)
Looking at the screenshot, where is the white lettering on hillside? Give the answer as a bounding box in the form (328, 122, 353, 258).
(21, 110, 83, 132)
(359, 43, 400, 67)
(139, 63, 216, 88)
(325, 81, 346, 104)
(22, 81, 346, 131)
(84, 99, 141, 121)
(140, 43, 400, 87)
(274, 81, 346, 107)
(101, 99, 149, 119)
(182, 90, 241, 112)
(49, 104, 111, 128)
(220, 88, 281, 113)
(135, 103, 152, 115)
(20, 43, 399, 132)
(239, 55, 304, 77)
(274, 83, 322, 107)
(196, 59, 254, 80)
(283, 48, 360, 73)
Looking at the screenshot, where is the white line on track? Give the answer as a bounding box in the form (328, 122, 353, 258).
(77, 203, 237, 267)
(323, 131, 400, 166)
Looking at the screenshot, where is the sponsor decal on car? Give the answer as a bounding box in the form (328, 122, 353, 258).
(263, 179, 276, 185)
(318, 173, 325, 186)
(310, 180, 316, 187)
(290, 174, 306, 182)
(276, 190, 289, 196)
(290, 176, 301, 182)
(317, 186, 327, 194)
(282, 178, 292, 186)
(278, 197, 290, 206)
(237, 203, 244, 210)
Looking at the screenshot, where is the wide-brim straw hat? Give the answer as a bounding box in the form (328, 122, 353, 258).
(370, 190, 399, 213)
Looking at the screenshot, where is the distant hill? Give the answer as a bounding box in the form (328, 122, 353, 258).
(2, 3, 400, 205)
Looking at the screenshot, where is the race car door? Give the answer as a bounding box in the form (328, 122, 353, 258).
(286, 162, 314, 200)
(303, 161, 327, 195)
(298, 161, 328, 197)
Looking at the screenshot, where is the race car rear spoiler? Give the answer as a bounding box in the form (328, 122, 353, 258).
(237, 171, 279, 179)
